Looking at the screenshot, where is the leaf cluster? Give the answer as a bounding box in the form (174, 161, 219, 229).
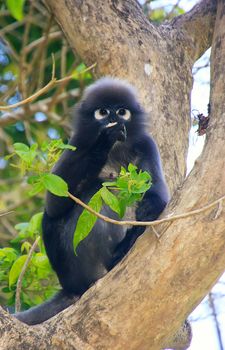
(0, 212, 59, 309)
(73, 164, 152, 251)
(7, 142, 152, 254)
(6, 140, 75, 197)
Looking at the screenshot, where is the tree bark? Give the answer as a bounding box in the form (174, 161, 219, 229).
(1, 0, 224, 349)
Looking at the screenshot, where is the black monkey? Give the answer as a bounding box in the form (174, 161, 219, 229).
(15, 77, 169, 325)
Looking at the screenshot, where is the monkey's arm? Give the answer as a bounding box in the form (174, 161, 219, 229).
(112, 135, 169, 265)
(134, 134, 170, 222)
(46, 125, 123, 218)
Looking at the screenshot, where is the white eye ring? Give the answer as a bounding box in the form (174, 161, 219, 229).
(94, 108, 110, 120)
(116, 108, 131, 120)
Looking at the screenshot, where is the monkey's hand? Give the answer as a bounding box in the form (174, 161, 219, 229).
(111, 192, 168, 268)
(94, 123, 125, 153)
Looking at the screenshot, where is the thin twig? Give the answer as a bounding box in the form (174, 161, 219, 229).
(56, 62, 96, 84)
(164, 0, 181, 20)
(0, 55, 56, 110)
(0, 79, 56, 110)
(48, 59, 78, 110)
(151, 226, 160, 239)
(68, 192, 225, 228)
(31, 15, 54, 92)
(0, 20, 24, 36)
(0, 197, 31, 216)
(0, 211, 14, 217)
(214, 200, 223, 220)
(1, 217, 17, 237)
(0, 88, 80, 127)
(15, 237, 40, 313)
(18, 2, 34, 101)
(0, 62, 95, 110)
(24, 31, 62, 53)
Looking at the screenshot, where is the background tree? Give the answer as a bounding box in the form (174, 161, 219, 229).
(0, 0, 225, 349)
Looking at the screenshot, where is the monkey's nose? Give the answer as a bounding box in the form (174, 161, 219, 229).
(109, 113, 117, 123)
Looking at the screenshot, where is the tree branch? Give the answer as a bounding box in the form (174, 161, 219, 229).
(168, 0, 217, 62)
(0, 63, 95, 111)
(15, 237, 40, 313)
(0, 89, 80, 127)
(68, 191, 225, 229)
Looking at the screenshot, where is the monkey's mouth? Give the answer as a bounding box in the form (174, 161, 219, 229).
(117, 125, 127, 142)
(105, 122, 127, 142)
(106, 122, 118, 128)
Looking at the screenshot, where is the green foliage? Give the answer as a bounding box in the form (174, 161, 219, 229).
(9, 254, 27, 287)
(7, 141, 152, 257)
(73, 164, 152, 251)
(7, 139, 75, 196)
(100, 187, 121, 216)
(73, 191, 102, 252)
(42, 173, 68, 197)
(6, 0, 25, 20)
(147, 4, 185, 23)
(103, 163, 152, 217)
(71, 63, 92, 80)
(0, 212, 59, 309)
(3, 141, 152, 307)
(0, 141, 73, 308)
(0, 2, 93, 280)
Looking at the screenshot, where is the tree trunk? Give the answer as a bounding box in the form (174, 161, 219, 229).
(1, 0, 225, 349)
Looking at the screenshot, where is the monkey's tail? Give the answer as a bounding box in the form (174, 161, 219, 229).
(14, 290, 79, 325)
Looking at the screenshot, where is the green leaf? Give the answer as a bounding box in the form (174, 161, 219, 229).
(27, 175, 41, 184)
(14, 223, 29, 231)
(14, 143, 29, 153)
(28, 212, 43, 236)
(30, 143, 38, 151)
(118, 198, 127, 218)
(28, 181, 45, 196)
(44, 139, 76, 152)
(128, 163, 137, 173)
(21, 242, 32, 254)
(42, 173, 68, 197)
(13, 142, 37, 164)
(9, 255, 28, 287)
(120, 166, 127, 176)
(32, 253, 50, 269)
(100, 187, 121, 216)
(56, 143, 76, 151)
(6, 0, 25, 21)
(0, 248, 18, 263)
(139, 171, 151, 182)
(4, 153, 14, 161)
(102, 181, 117, 187)
(73, 191, 102, 252)
(71, 63, 92, 80)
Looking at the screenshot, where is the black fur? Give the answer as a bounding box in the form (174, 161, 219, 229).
(14, 77, 169, 325)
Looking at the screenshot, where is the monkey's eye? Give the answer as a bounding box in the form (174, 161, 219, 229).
(94, 108, 110, 120)
(116, 108, 131, 120)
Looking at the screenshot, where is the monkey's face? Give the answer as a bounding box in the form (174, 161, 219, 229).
(76, 77, 146, 142)
(94, 107, 130, 142)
